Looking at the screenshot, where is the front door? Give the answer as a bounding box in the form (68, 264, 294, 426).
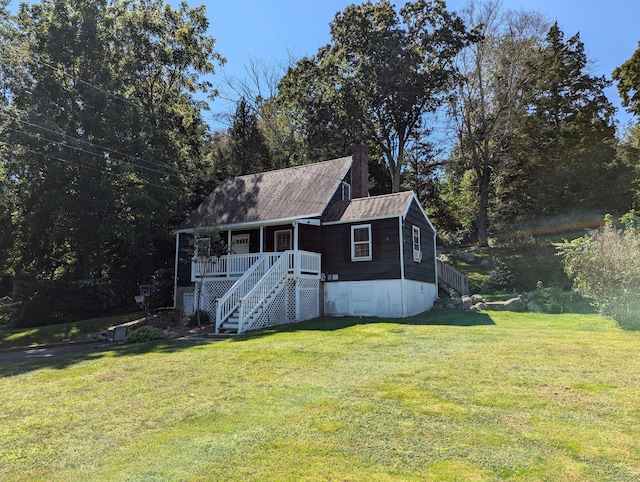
(231, 234, 250, 254)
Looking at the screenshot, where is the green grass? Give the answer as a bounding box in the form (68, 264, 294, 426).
(1, 310, 639, 481)
(0, 310, 144, 349)
(445, 242, 577, 297)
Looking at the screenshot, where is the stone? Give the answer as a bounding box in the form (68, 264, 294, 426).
(471, 294, 484, 304)
(527, 300, 544, 313)
(461, 295, 473, 310)
(480, 259, 491, 268)
(450, 297, 463, 306)
(504, 297, 527, 312)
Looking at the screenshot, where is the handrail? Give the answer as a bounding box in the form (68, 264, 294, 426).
(437, 260, 470, 295)
(238, 252, 290, 334)
(215, 253, 281, 332)
(193, 253, 262, 280)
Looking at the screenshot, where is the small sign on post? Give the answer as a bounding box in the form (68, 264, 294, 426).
(134, 295, 145, 304)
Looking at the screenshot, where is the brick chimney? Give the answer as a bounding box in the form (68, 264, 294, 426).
(351, 144, 369, 199)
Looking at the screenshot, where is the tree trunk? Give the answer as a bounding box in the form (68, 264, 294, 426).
(477, 169, 490, 247)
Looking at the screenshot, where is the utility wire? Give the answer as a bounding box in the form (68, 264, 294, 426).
(0, 140, 173, 191)
(6, 125, 183, 181)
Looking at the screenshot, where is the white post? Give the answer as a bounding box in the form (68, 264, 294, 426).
(260, 226, 264, 253)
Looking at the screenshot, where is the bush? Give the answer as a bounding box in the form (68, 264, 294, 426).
(124, 325, 166, 344)
(557, 212, 640, 329)
(187, 310, 210, 327)
(487, 258, 515, 289)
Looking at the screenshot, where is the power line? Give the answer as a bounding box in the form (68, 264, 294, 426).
(6, 124, 183, 181)
(0, 141, 173, 191)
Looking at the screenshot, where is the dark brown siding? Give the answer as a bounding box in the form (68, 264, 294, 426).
(176, 233, 193, 287)
(299, 223, 322, 252)
(322, 218, 401, 281)
(403, 199, 436, 283)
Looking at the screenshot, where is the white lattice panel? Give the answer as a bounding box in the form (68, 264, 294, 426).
(251, 283, 287, 330)
(246, 278, 319, 332)
(196, 280, 236, 322)
(299, 279, 320, 321)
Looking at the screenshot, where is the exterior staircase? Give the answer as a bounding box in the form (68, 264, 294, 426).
(437, 260, 470, 296)
(215, 252, 290, 334)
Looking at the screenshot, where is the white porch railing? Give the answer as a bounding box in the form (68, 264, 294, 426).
(193, 253, 262, 281)
(238, 253, 290, 333)
(215, 253, 281, 332)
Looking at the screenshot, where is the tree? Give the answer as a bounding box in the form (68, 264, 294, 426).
(613, 41, 640, 119)
(278, 0, 476, 192)
(447, 0, 548, 246)
(227, 98, 272, 175)
(510, 23, 619, 221)
(0, 0, 223, 318)
(557, 212, 640, 329)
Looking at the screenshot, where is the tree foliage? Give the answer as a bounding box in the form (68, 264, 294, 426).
(278, 0, 476, 192)
(510, 23, 620, 220)
(557, 212, 640, 329)
(0, 0, 223, 319)
(447, 0, 548, 246)
(613, 41, 640, 119)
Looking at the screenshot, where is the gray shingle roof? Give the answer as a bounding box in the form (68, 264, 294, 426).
(179, 156, 352, 229)
(322, 191, 414, 223)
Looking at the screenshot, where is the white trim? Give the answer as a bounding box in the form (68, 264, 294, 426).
(412, 225, 422, 262)
(351, 224, 372, 261)
(173, 231, 180, 309)
(398, 217, 405, 280)
(175, 215, 323, 233)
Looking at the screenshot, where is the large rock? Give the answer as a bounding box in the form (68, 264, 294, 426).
(504, 297, 527, 312)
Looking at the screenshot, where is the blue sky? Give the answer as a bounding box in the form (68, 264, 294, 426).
(203, 0, 640, 131)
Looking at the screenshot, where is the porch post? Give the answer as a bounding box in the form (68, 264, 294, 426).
(260, 226, 264, 253)
(226, 230, 232, 278)
(293, 221, 300, 321)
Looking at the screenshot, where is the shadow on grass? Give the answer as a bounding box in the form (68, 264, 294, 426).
(0, 309, 494, 375)
(231, 308, 495, 342)
(0, 337, 218, 377)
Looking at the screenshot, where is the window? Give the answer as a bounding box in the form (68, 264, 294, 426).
(412, 225, 422, 262)
(351, 224, 372, 261)
(274, 229, 292, 252)
(341, 181, 351, 201)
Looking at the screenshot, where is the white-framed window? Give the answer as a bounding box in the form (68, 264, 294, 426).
(341, 181, 351, 201)
(351, 224, 372, 261)
(274, 229, 292, 252)
(412, 225, 422, 262)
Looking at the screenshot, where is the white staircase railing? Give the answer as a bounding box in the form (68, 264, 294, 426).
(237, 252, 291, 334)
(215, 253, 281, 332)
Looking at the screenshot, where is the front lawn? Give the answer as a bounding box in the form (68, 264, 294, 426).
(0, 310, 145, 349)
(1, 310, 638, 480)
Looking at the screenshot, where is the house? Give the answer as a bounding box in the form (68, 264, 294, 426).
(173, 145, 438, 334)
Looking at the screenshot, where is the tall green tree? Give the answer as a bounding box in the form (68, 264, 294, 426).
(0, 0, 222, 310)
(227, 98, 272, 175)
(278, 0, 476, 191)
(510, 23, 619, 220)
(613, 41, 640, 119)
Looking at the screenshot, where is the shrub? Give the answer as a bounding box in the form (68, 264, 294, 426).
(187, 310, 210, 327)
(124, 325, 166, 344)
(557, 212, 640, 329)
(487, 258, 515, 289)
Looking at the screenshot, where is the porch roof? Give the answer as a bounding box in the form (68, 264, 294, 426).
(179, 156, 352, 230)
